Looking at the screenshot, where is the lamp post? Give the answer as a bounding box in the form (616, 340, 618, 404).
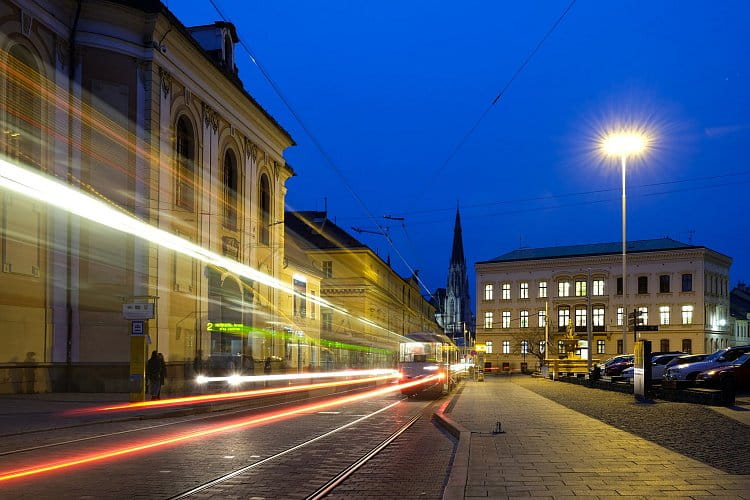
(601, 131, 648, 355)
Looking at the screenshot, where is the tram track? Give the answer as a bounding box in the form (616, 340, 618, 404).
(167, 395, 442, 500)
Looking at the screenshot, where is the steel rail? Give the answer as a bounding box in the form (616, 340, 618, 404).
(167, 399, 408, 499)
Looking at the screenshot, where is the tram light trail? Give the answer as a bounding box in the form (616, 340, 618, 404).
(68, 371, 399, 414)
(0, 374, 441, 483)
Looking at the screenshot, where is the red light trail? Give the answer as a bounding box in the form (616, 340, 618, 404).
(0, 374, 442, 483)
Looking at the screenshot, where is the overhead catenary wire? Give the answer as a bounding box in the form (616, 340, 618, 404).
(206, 0, 435, 298)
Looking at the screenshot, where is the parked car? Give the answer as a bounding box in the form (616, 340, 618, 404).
(603, 355, 634, 376)
(665, 353, 708, 369)
(695, 353, 750, 390)
(663, 345, 750, 382)
(620, 352, 686, 382)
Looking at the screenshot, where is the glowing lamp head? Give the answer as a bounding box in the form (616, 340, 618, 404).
(601, 131, 648, 157)
(227, 374, 242, 386)
(195, 375, 207, 384)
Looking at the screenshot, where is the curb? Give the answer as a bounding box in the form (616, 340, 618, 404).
(434, 384, 470, 500)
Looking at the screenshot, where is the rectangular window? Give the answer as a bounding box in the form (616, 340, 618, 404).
(659, 275, 670, 293)
(682, 273, 692, 292)
(502, 311, 511, 328)
(520, 340, 529, 354)
(520, 310, 529, 328)
(638, 276, 648, 294)
(617, 306, 624, 326)
(575, 280, 587, 297)
(593, 307, 604, 331)
(558, 306, 570, 331)
(484, 284, 493, 301)
(293, 277, 307, 318)
(310, 291, 316, 319)
(520, 282, 529, 299)
(558, 281, 570, 297)
(502, 340, 510, 354)
(538, 281, 547, 298)
(502, 283, 511, 300)
(617, 339, 624, 354)
(682, 338, 692, 354)
(592, 279, 604, 296)
(659, 305, 670, 325)
(486, 341, 493, 354)
(322, 310, 333, 333)
(575, 307, 587, 328)
(484, 311, 493, 329)
(322, 261, 333, 278)
(596, 339, 606, 354)
(617, 277, 623, 295)
(660, 339, 669, 352)
(638, 306, 648, 325)
(558, 340, 566, 354)
(538, 309, 547, 327)
(682, 305, 693, 324)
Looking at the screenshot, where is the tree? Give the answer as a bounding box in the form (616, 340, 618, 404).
(509, 327, 548, 371)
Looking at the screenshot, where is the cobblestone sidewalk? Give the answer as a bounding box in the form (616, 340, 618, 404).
(446, 377, 750, 499)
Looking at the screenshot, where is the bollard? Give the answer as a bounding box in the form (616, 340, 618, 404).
(720, 371, 737, 407)
(493, 421, 504, 434)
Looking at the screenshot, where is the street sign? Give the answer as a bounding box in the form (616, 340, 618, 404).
(123, 303, 154, 320)
(474, 343, 486, 353)
(638, 325, 659, 331)
(131, 320, 144, 335)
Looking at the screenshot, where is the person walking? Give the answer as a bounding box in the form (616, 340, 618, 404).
(146, 351, 161, 400)
(157, 352, 167, 399)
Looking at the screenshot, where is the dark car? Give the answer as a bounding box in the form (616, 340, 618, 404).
(665, 353, 709, 368)
(603, 355, 634, 376)
(695, 353, 750, 390)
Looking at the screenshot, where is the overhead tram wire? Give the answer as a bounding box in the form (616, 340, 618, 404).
(205, 0, 434, 298)
(418, 0, 577, 196)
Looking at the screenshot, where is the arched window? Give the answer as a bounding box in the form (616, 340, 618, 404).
(259, 173, 271, 244)
(3, 44, 42, 168)
(222, 149, 238, 229)
(175, 116, 195, 210)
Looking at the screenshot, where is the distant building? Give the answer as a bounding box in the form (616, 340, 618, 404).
(475, 238, 731, 372)
(730, 283, 750, 346)
(435, 209, 474, 345)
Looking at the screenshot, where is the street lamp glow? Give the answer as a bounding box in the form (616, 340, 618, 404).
(601, 132, 648, 157)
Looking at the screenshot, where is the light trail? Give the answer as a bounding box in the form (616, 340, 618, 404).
(0, 374, 442, 483)
(68, 371, 399, 414)
(196, 368, 398, 384)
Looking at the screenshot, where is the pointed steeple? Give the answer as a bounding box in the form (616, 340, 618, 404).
(450, 207, 465, 265)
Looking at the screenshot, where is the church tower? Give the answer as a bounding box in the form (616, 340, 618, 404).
(442, 208, 474, 344)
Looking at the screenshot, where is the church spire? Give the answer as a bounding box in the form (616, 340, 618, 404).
(450, 207, 465, 265)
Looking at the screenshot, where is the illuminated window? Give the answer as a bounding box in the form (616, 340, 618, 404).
(520, 282, 529, 299)
(592, 279, 604, 296)
(222, 149, 239, 230)
(259, 174, 271, 245)
(575, 307, 587, 328)
(558, 281, 570, 297)
(593, 307, 604, 330)
(538, 309, 547, 327)
(520, 310, 529, 328)
(638, 306, 648, 325)
(558, 306, 570, 331)
(520, 340, 529, 354)
(538, 281, 547, 298)
(3, 44, 41, 167)
(322, 261, 333, 278)
(501, 283, 511, 300)
(175, 116, 195, 210)
(484, 284, 493, 300)
(486, 341, 493, 354)
(575, 280, 587, 297)
(597, 340, 606, 354)
(502, 311, 511, 328)
(558, 340, 566, 354)
(617, 306, 624, 326)
(484, 312, 493, 329)
(502, 340, 510, 354)
(660, 305, 670, 325)
(682, 305, 693, 324)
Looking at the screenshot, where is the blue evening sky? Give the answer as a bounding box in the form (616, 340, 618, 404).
(170, 1, 750, 300)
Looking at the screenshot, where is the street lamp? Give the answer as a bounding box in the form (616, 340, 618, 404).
(601, 131, 649, 355)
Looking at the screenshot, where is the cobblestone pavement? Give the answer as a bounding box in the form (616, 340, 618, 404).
(447, 376, 750, 499)
(0, 392, 448, 499)
(513, 376, 750, 475)
(325, 410, 456, 499)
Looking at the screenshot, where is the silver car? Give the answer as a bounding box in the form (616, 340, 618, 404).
(663, 345, 750, 381)
(621, 352, 686, 382)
